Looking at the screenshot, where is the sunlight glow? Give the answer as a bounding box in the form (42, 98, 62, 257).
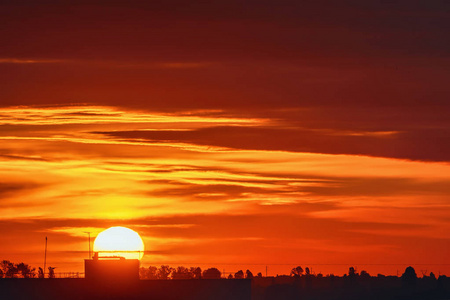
(93, 226, 145, 260)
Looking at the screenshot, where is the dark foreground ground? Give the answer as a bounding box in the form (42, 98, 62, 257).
(0, 278, 251, 300)
(252, 275, 450, 300)
(1, 276, 450, 300)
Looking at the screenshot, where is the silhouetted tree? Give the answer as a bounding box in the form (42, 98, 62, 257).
(305, 267, 311, 276)
(348, 266, 358, 278)
(1, 260, 17, 278)
(0, 260, 9, 275)
(157, 265, 173, 280)
(202, 268, 221, 279)
(16, 263, 35, 278)
(245, 270, 254, 279)
(38, 267, 44, 278)
(140, 266, 158, 279)
(401, 266, 417, 286)
(290, 266, 303, 277)
(317, 273, 323, 278)
(257, 272, 263, 278)
(48, 267, 55, 278)
(0, 268, 3, 278)
(190, 267, 202, 279)
(234, 270, 244, 279)
(360, 270, 370, 280)
(430, 272, 437, 280)
(172, 266, 193, 279)
(1, 260, 11, 278)
(227, 274, 233, 279)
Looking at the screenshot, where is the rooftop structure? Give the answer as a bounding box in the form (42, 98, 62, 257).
(84, 252, 139, 281)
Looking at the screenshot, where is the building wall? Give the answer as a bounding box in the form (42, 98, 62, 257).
(84, 259, 139, 281)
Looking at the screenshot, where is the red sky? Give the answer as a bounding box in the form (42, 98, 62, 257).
(0, 1, 449, 276)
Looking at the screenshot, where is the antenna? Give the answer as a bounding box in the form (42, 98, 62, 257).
(84, 232, 91, 258)
(44, 236, 47, 278)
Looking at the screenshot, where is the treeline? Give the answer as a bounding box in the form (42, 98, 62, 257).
(0, 260, 55, 278)
(140, 266, 220, 279)
(140, 265, 263, 280)
(1, 259, 447, 284)
(139, 264, 445, 283)
(251, 266, 450, 300)
(286, 265, 443, 284)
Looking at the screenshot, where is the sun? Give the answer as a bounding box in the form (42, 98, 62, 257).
(93, 226, 145, 260)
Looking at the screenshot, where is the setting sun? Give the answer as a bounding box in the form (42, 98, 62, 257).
(93, 227, 145, 260)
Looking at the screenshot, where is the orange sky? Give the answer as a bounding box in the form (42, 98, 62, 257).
(0, 1, 449, 276)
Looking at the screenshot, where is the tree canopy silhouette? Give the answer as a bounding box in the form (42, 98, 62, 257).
(290, 266, 303, 277)
(48, 267, 55, 279)
(202, 268, 221, 279)
(139, 266, 158, 279)
(429, 272, 436, 280)
(348, 266, 358, 278)
(1, 260, 17, 278)
(234, 270, 244, 279)
(402, 266, 417, 286)
(172, 266, 194, 280)
(191, 267, 202, 279)
(157, 265, 173, 280)
(16, 263, 35, 278)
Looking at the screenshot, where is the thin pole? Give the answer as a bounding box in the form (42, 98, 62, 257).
(266, 266, 267, 277)
(44, 236, 47, 278)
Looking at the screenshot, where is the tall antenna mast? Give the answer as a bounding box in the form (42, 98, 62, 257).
(44, 236, 47, 278)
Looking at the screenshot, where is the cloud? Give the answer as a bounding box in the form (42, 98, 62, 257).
(0, 213, 431, 248)
(0, 213, 445, 268)
(0, 182, 45, 198)
(94, 126, 450, 162)
(0, 58, 64, 64)
(1, 1, 448, 61)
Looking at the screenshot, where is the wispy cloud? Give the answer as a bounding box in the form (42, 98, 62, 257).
(94, 126, 450, 162)
(156, 62, 210, 69)
(0, 105, 264, 126)
(0, 58, 65, 64)
(0, 58, 210, 69)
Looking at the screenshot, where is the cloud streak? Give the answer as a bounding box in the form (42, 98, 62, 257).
(0, 58, 64, 64)
(95, 126, 450, 162)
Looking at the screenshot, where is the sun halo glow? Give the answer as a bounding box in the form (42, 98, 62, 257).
(93, 226, 145, 260)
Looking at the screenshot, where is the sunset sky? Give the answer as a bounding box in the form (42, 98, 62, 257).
(0, 1, 449, 276)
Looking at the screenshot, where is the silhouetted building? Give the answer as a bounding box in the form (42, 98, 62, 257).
(84, 252, 139, 281)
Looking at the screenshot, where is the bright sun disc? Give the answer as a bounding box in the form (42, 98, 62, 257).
(93, 226, 145, 260)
